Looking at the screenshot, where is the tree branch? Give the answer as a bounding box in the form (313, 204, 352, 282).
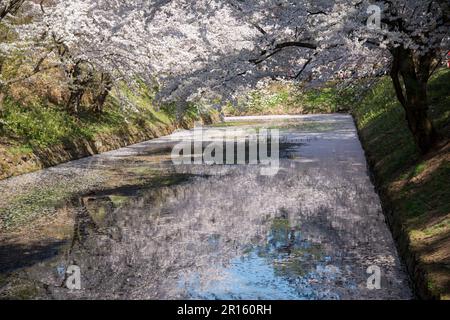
(250, 41, 317, 65)
(0, 0, 26, 22)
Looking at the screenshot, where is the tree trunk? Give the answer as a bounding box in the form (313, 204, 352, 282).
(66, 62, 82, 114)
(93, 74, 112, 113)
(67, 89, 84, 114)
(66, 61, 92, 115)
(390, 47, 438, 154)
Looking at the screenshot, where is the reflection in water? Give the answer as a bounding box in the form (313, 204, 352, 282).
(178, 217, 356, 300)
(2, 115, 412, 300)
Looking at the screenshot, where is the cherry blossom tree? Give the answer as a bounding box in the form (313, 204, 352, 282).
(0, 0, 49, 88)
(359, 0, 449, 152)
(4, 0, 450, 152)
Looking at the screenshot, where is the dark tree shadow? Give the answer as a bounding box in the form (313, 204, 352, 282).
(0, 240, 66, 274)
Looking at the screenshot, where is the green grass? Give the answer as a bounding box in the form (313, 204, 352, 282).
(353, 69, 450, 182)
(0, 78, 219, 180)
(7, 144, 33, 156)
(0, 80, 212, 151)
(353, 78, 419, 181)
(0, 97, 119, 149)
(352, 68, 450, 299)
(223, 82, 344, 116)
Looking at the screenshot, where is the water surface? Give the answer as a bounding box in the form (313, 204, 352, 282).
(0, 115, 412, 299)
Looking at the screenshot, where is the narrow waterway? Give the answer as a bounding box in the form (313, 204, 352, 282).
(0, 114, 412, 299)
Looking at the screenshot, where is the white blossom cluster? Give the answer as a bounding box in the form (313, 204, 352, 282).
(2, 0, 449, 105)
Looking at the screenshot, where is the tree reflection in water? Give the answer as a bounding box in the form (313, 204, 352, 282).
(49, 162, 409, 299)
(8, 116, 411, 300)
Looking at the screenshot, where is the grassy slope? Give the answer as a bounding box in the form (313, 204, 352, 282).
(0, 82, 218, 179)
(352, 69, 450, 299)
